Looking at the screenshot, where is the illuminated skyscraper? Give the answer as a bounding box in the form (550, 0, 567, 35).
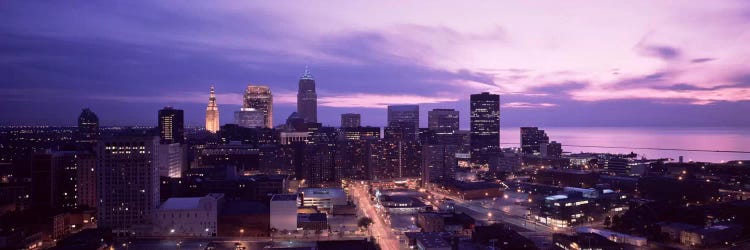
(297, 67, 317, 123)
(428, 108, 459, 134)
(205, 85, 220, 133)
(520, 127, 549, 155)
(97, 136, 160, 235)
(470, 92, 500, 164)
(76, 108, 99, 152)
(243, 85, 273, 128)
(158, 107, 184, 144)
(341, 113, 361, 128)
(386, 105, 419, 141)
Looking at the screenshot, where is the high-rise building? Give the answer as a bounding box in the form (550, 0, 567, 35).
(540, 141, 563, 158)
(234, 109, 266, 128)
(520, 127, 550, 155)
(387, 105, 419, 127)
(76, 152, 97, 208)
(340, 126, 380, 141)
(422, 144, 459, 185)
(97, 136, 160, 235)
(243, 85, 273, 128)
(31, 150, 78, 209)
(470, 92, 500, 164)
(387, 105, 419, 140)
(297, 67, 318, 123)
(367, 139, 422, 180)
(384, 121, 418, 141)
(76, 108, 99, 152)
(158, 143, 185, 178)
(205, 85, 220, 133)
(158, 107, 184, 144)
(428, 109, 459, 134)
(341, 113, 361, 128)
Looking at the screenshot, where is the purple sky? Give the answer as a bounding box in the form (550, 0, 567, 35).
(1, 1, 750, 128)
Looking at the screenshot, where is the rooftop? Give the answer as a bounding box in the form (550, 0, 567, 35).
(406, 232, 451, 249)
(160, 197, 201, 210)
(299, 187, 346, 199)
(271, 194, 299, 201)
(298, 213, 327, 222)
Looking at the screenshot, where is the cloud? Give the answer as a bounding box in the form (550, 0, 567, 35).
(691, 58, 715, 63)
(502, 102, 557, 108)
(319, 93, 458, 108)
(569, 86, 750, 105)
(639, 45, 681, 60)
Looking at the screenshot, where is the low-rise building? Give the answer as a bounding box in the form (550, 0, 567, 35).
(436, 181, 503, 200)
(270, 194, 299, 231)
(536, 192, 593, 228)
(404, 232, 452, 250)
(680, 224, 742, 247)
(297, 213, 327, 231)
(299, 188, 347, 211)
(153, 193, 224, 237)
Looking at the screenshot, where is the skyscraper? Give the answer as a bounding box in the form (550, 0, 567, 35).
(76, 152, 97, 208)
(234, 109, 266, 128)
(205, 85, 220, 133)
(31, 151, 78, 209)
(243, 85, 273, 128)
(297, 67, 318, 123)
(422, 144, 459, 185)
(387, 105, 419, 127)
(76, 108, 99, 152)
(97, 136, 160, 235)
(341, 113, 361, 128)
(470, 92, 500, 164)
(158, 107, 184, 144)
(520, 127, 550, 155)
(428, 109, 459, 134)
(386, 105, 419, 140)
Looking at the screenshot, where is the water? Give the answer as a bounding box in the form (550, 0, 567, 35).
(499, 127, 750, 163)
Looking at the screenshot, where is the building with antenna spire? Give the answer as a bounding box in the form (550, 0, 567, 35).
(297, 66, 318, 123)
(205, 85, 220, 133)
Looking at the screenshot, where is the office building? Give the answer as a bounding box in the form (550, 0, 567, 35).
(428, 109, 459, 134)
(303, 143, 338, 187)
(368, 139, 422, 180)
(234, 108, 266, 128)
(205, 85, 220, 133)
(540, 141, 563, 158)
(341, 113, 361, 128)
(97, 136, 160, 235)
(422, 144, 459, 185)
(158, 143, 185, 178)
(387, 104, 419, 129)
(31, 151, 78, 209)
(270, 194, 299, 231)
(76, 108, 99, 152)
(384, 121, 418, 141)
(153, 193, 223, 237)
(536, 192, 593, 228)
(340, 126, 380, 141)
(470, 92, 500, 164)
(520, 127, 549, 155)
(243, 85, 273, 128)
(76, 153, 97, 208)
(297, 67, 318, 123)
(299, 188, 347, 211)
(158, 107, 184, 144)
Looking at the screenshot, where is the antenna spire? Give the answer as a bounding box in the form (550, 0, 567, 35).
(302, 65, 313, 79)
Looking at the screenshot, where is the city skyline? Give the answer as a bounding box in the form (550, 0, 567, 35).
(2, 2, 750, 127)
(4, 3, 750, 250)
